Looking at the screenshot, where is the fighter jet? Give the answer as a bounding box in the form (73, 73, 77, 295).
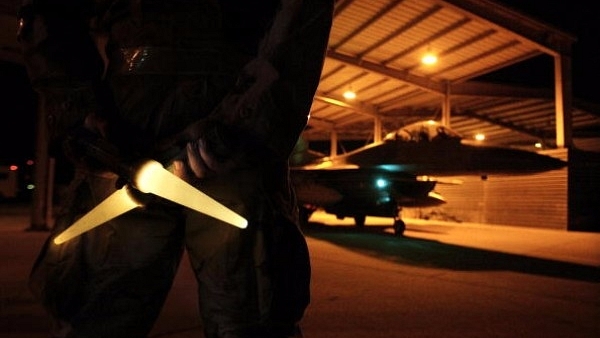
(302, 120, 567, 176)
(291, 120, 567, 235)
(291, 166, 445, 235)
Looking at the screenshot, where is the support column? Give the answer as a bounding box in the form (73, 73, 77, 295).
(554, 53, 573, 148)
(28, 95, 49, 231)
(330, 130, 338, 157)
(373, 117, 382, 143)
(441, 81, 451, 126)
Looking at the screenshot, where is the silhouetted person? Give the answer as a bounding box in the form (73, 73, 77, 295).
(17, 0, 333, 337)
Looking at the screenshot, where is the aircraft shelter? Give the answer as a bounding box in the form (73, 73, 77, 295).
(0, 0, 599, 231)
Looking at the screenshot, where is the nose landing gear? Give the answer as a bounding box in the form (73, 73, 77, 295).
(393, 218, 406, 236)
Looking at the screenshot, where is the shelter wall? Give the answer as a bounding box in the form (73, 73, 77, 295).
(405, 148, 596, 231)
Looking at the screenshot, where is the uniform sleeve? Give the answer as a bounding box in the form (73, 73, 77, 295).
(172, 0, 334, 164)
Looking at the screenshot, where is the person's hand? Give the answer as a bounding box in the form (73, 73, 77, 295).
(185, 138, 244, 179)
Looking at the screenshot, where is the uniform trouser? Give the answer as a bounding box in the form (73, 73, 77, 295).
(29, 170, 311, 338)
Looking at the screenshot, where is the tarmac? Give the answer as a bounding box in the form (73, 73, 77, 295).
(1, 202, 600, 337)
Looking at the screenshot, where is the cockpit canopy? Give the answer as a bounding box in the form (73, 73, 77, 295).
(384, 120, 462, 143)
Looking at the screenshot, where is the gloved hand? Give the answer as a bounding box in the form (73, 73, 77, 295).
(184, 121, 255, 179)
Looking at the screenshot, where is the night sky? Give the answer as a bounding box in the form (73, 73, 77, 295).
(0, 62, 36, 163)
(0, 1, 598, 164)
(485, 0, 599, 103)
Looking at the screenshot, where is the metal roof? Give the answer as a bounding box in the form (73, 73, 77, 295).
(1, 0, 599, 151)
(305, 0, 600, 150)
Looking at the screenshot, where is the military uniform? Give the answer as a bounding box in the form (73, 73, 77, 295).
(18, 1, 333, 337)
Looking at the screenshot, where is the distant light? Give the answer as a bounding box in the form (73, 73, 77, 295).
(26, 184, 35, 190)
(377, 164, 406, 172)
(9, 165, 18, 171)
(421, 52, 438, 65)
(375, 178, 388, 189)
(474, 133, 485, 141)
(343, 89, 356, 100)
(534, 142, 542, 148)
(378, 196, 391, 203)
(26, 159, 34, 165)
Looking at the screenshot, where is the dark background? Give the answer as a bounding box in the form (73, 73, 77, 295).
(484, 0, 599, 102)
(0, 0, 598, 163)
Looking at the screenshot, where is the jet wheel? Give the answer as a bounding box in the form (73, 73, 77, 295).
(299, 207, 313, 227)
(393, 219, 406, 236)
(354, 215, 366, 228)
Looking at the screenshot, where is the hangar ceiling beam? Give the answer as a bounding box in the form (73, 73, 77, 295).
(457, 109, 555, 141)
(431, 40, 522, 77)
(386, 18, 472, 68)
(450, 81, 554, 99)
(439, 0, 577, 55)
(314, 92, 379, 117)
(306, 116, 335, 130)
(326, 50, 445, 95)
(332, 0, 405, 51)
(451, 50, 543, 84)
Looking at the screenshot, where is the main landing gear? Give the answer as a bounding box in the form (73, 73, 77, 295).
(393, 218, 405, 236)
(300, 207, 406, 237)
(352, 213, 405, 237)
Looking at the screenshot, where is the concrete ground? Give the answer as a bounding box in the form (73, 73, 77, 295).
(2, 203, 599, 337)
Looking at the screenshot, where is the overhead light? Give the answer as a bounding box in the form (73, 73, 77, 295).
(534, 142, 543, 148)
(474, 133, 485, 141)
(343, 88, 356, 100)
(421, 48, 438, 65)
